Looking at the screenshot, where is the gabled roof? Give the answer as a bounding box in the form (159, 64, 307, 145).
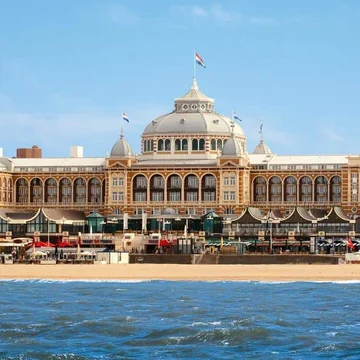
(87, 212, 104, 219)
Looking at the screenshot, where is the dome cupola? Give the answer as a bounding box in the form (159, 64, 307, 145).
(221, 135, 243, 157)
(252, 123, 272, 154)
(110, 134, 133, 157)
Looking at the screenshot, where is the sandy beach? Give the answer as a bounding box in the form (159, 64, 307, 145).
(1, 264, 360, 281)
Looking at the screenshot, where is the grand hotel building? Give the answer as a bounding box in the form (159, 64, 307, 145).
(0, 78, 360, 237)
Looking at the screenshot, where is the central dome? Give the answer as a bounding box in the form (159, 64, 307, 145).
(142, 78, 245, 137)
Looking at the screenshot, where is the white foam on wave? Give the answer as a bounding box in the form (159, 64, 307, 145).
(0, 278, 152, 284)
(2, 278, 360, 285)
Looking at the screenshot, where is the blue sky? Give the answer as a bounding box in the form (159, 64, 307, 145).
(0, 0, 359, 158)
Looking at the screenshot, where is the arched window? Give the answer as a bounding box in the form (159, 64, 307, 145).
(217, 139, 222, 150)
(315, 176, 328, 202)
(175, 139, 181, 151)
(269, 176, 282, 202)
(158, 139, 164, 151)
(165, 139, 171, 151)
(211, 139, 216, 150)
(192, 139, 198, 151)
(330, 176, 341, 203)
(300, 176, 312, 202)
(133, 175, 147, 202)
(182, 139, 188, 151)
(143, 140, 147, 152)
(253, 176, 266, 202)
(199, 139, 205, 150)
(284, 176, 297, 202)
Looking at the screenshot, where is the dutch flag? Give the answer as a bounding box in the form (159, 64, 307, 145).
(122, 112, 129, 123)
(195, 52, 206, 68)
(232, 111, 242, 122)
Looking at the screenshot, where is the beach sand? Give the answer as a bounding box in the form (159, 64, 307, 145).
(1, 264, 360, 281)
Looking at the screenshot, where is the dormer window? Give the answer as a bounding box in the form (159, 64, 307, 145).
(213, 119, 219, 124)
(180, 118, 186, 124)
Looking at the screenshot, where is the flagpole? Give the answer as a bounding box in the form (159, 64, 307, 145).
(121, 112, 124, 138)
(193, 51, 196, 79)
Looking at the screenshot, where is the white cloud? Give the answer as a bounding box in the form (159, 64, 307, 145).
(323, 128, 344, 143)
(249, 16, 278, 26)
(0, 105, 167, 157)
(210, 3, 242, 22)
(192, 6, 208, 17)
(171, 3, 276, 26)
(106, 3, 139, 25)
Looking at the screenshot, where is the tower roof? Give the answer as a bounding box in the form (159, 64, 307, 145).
(253, 140, 272, 155)
(142, 78, 245, 137)
(110, 135, 133, 157)
(221, 136, 243, 157)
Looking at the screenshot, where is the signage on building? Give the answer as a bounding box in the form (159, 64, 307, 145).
(349, 231, 356, 237)
(288, 231, 295, 240)
(81, 239, 114, 245)
(5, 231, 12, 240)
(318, 231, 325, 237)
(258, 230, 265, 240)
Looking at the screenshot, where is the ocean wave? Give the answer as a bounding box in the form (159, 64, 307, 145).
(0, 278, 152, 284)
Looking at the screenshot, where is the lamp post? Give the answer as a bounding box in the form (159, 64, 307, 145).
(262, 215, 279, 254)
(46, 218, 50, 247)
(61, 217, 67, 232)
(100, 220, 106, 235)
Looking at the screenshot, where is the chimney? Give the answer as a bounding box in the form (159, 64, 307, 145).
(70, 146, 84, 158)
(16, 145, 42, 158)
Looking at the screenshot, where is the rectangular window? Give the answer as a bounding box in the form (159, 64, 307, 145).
(119, 178, 124, 186)
(204, 192, 215, 201)
(223, 177, 229, 186)
(152, 192, 164, 202)
(186, 192, 198, 201)
(112, 177, 118, 186)
(186, 208, 197, 215)
(205, 177, 215, 187)
(62, 187, 71, 196)
(169, 192, 181, 201)
(230, 191, 236, 201)
(135, 192, 146, 202)
(188, 177, 198, 188)
(230, 176, 236, 186)
(171, 177, 181, 188)
(153, 177, 164, 188)
(118, 192, 124, 201)
(223, 191, 229, 201)
(112, 192, 118, 201)
(137, 177, 147, 188)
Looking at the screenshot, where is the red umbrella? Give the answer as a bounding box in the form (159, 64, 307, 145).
(35, 241, 55, 247)
(160, 239, 171, 247)
(57, 241, 73, 248)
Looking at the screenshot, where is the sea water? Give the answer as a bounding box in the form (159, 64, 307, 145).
(1, 280, 360, 359)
